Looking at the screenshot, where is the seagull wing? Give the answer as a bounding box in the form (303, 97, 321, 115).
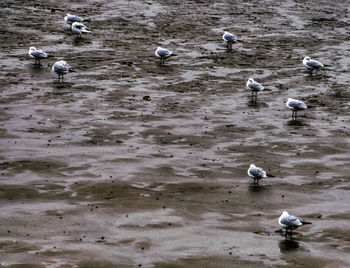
(223, 33, 237, 43)
(248, 81, 264, 91)
(31, 49, 48, 59)
(249, 166, 266, 178)
(307, 60, 324, 68)
(157, 48, 172, 58)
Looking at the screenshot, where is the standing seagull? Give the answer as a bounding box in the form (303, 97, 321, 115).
(222, 31, 238, 50)
(71, 22, 91, 38)
(286, 98, 307, 119)
(279, 211, 311, 239)
(52, 60, 72, 82)
(28, 47, 48, 65)
(246, 78, 265, 99)
(302, 56, 324, 72)
(247, 164, 275, 186)
(155, 46, 175, 66)
(64, 14, 90, 29)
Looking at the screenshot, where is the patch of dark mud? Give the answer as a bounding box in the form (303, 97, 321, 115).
(0, 240, 40, 254)
(0, 183, 66, 202)
(0, 264, 46, 268)
(155, 256, 268, 268)
(157, 80, 206, 93)
(0, 160, 67, 176)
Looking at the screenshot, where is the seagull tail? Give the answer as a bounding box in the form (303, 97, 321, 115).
(170, 53, 177, 57)
(263, 88, 272, 91)
(69, 68, 76, 73)
(301, 221, 312, 225)
(266, 173, 275, 178)
(83, 18, 91, 22)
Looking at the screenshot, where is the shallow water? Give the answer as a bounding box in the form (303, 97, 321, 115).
(0, 0, 350, 267)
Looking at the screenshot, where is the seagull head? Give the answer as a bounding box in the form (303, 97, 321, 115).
(249, 164, 256, 169)
(247, 78, 254, 83)
(303, 56, 311, 62)
(281, 211, 289, 217)
(29, 47, 36, 52)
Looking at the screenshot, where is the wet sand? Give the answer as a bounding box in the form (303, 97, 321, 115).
(1, 0, 350, 267)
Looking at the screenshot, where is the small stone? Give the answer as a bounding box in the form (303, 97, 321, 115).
(143, 96, 151, 101)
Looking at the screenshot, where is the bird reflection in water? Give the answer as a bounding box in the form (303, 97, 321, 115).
(278, 239, 300, 253)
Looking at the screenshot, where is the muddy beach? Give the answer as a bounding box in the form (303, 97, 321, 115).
(1, 0, 350, 267)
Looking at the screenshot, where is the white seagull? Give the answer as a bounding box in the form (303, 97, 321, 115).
(302, 56, 324, 72)
(28, 47, 48, 65)
(64, 14, 90, 29)
(247, 164, 275, 186)
(71, 22, 91, 38)
(278, 211, 311, 239)
(155, 46, 175, 66)
(286, 98, 307, 119)
(246, 78, 266, 98)
(52, 60, 73, 82)
(222, 31, 238, 50)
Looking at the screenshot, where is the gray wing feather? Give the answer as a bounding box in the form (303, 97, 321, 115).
(224, 33, 237, 43)
(288, 100, 307, 110)
(67, 15, 84, 23)
(31, 50, 48, 59)
(249, 82, 264, 91)
(281, 215, 301, 227)
(53, 62, 70, 74)
(157, 49, 172, 58)
(249, 167, 266, 178)
(307, 60, 323, 68)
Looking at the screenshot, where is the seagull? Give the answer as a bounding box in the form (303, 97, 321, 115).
(222, 31, 238, 50)
(246, 78, 266, 98)
(247, 164, 275, 186)
(278, 211, 311, 239)
(28, 47, 48, 65)
(286, 98, 307, 119)
(52, 60, 72, 82)
(71, 22, 91, 38)
(155, 46, 175, 66)
(302, 56, 324, 72)
(64, 14, 90, 29)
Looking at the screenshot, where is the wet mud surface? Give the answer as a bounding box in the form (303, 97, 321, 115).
(1, 0, 350, 267)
